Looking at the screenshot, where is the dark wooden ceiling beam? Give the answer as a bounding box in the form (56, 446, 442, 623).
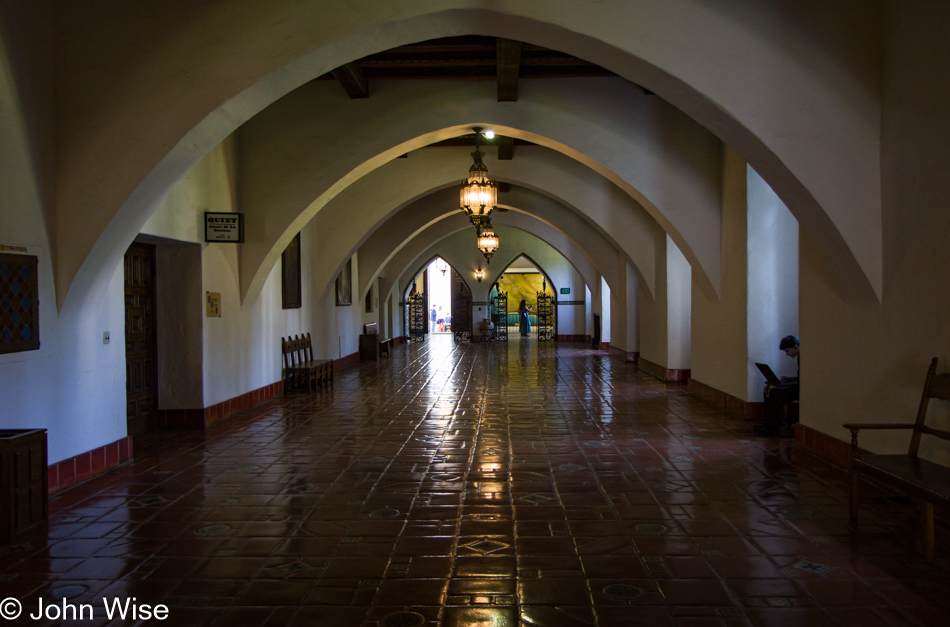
(496, 38, 522, 102)
(330, 63, 369, 99)
(425, 135, 533, 148)
(497, 136, 514, 161)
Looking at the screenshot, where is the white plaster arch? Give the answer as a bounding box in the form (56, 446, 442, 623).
(239, 79, 713, 304)
(400, 252, 477, 304)
(370, 207, 617, 305)
(48, 0, 881, 312)
(354, 186, 645, 307)
(380, 219, 601, 308)
(482, 214, 612, 296)
(302, 145, 659, 309)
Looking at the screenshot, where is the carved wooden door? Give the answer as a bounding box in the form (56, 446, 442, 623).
(124, 243, 157, 435)
(450, 269, 472, 340)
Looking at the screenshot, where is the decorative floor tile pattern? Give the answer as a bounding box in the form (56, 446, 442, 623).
(2, 337, 948, 625)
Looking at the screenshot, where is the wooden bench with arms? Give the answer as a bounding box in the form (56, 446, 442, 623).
(281, 333, 333, 393)
(844, 357, 950, 562)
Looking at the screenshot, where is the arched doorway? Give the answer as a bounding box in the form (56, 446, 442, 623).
(493, 255, 556, 339)
(404, 256, 474, 342)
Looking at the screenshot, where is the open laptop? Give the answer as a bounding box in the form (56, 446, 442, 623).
(755, 362, 788, 386)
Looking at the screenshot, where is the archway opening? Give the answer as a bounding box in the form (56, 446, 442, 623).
(426, 257, 452, 334)
(493, 255, 555, 339)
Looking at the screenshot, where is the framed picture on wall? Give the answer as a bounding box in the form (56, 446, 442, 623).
(281, 233, 301, 309)
(336, 258, 352, 306)
(0, 253, 40, 354)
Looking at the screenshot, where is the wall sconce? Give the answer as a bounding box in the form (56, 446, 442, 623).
(475, 267, 485, 283)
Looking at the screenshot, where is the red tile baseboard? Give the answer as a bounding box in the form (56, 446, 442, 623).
(638, 357, 690, 383)
(334, 351, 359, 371)
(157, 408, 207, 430)
(609, 346, 639, 363)
(204, 380, 285, 428)
(159, 381, 286, 430)
(48, 436, 133, 495)
(688, 378, 764, 420)
(556, 334, 591, 342)
(795, 423, 851, 470)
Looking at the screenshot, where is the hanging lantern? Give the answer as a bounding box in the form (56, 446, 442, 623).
(459, 127, 497, 229)
(477, 222, 500, 264)
(436, 257, 449, 276)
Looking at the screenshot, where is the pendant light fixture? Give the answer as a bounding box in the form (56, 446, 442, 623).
(477, 221, 499, 264)
(459, 127, 498, 230)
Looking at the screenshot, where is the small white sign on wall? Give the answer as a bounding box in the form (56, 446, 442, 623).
(204, 212, 244, 243)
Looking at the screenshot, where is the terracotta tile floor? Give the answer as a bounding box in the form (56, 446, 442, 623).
(3, 337, 948, 626)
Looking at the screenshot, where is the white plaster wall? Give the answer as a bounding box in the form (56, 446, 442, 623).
(355, 185, 631, 306)
(306, 251, 362, 362)
(747, 166, 799, 397)
(625, 263, 640, 354)
(390, 290, 402, 339)
(303, 147, 650, 305)
(797, 1, 950, 465)
(47, 1, 883, 314)
(237, 79, 703, 303)
(666, 236, 692, 370)
(600, 277, 611, 344)
(639, 225, 668, 367)
(0, 255, 126, 465)
(142, 140, 297, 406)
(585, 286, 592, 338)
(690, 146, 749, 400)
(141, 140, 364, 407)
(0, 11, 127, 463)
(609, 257, 642, 353)
(555, 266, 586, 336)
(609, 257, 626, 350)
(638, 229, 695, 371)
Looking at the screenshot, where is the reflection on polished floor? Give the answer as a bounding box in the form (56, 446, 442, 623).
(4, 336, 947, 626)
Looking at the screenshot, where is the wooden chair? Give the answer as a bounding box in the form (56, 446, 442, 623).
(843, 357, 950, 561)
(281, 333, 332, 393)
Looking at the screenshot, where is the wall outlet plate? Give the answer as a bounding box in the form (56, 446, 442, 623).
(103, 331, 110, 344)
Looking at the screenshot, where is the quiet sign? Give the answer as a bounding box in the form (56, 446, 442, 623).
(204, 212, 244, 243)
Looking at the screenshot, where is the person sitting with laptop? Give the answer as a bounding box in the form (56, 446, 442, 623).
(754, 335, 800, 436)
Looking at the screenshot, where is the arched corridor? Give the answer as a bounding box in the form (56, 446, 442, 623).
(4, 4, 950, 624)
(11, 339, 945, 625)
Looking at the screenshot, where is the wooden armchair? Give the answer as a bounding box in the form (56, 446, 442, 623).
(843, 357, 950, 561)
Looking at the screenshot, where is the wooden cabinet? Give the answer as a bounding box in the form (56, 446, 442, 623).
(0, 429, 48, 542)
(360, 333, 380, 361)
